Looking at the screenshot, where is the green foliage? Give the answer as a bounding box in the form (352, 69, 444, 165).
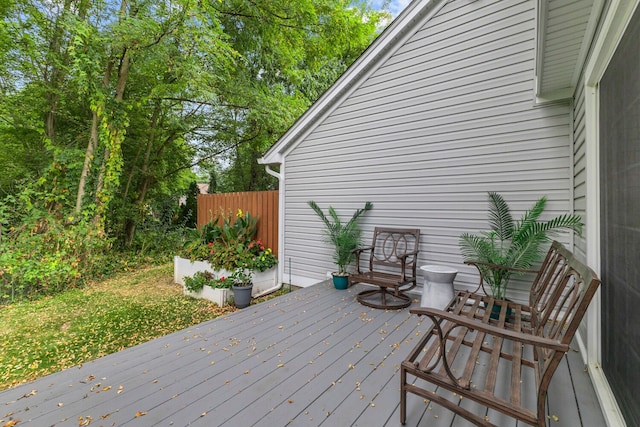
(459, 192, 584, 299)
(308, 201, 374, 274)
(176, 181, 200, 228)
(0, 157, 110, 304)
(184, 210, 277, 274)
(183, 270, 232, 292)
(230, 268, 253, 287)
(0, 0, 385, 299)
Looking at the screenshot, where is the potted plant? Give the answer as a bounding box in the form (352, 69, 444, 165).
(230, 267, 253, 308)
(308, 201, 373, 289)
(459, 192, 583, 305)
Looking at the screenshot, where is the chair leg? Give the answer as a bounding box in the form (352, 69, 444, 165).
(356, 288, 411, 309)
(400, 366, 407, 424)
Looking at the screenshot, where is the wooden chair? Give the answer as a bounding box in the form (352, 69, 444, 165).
(400, 241, 601, 426)
(349, 227, 420, 309)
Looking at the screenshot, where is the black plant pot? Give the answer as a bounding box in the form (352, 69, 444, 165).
(233, 284, 253, 308)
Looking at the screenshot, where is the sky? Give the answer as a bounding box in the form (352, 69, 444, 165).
(369, 0, 412, 18)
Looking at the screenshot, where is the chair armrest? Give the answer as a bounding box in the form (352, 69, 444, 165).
(409, 307, 568, 352)
(353, 246, 374, 273)
(352, 246, 374, 255)
(398, 249, 419, 260)
(464, 260, 538, 275)
(397, 250, 420, 281)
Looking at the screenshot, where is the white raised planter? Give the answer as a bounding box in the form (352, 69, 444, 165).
(184, 286, 232, 307)
(174, 256, 278, 297)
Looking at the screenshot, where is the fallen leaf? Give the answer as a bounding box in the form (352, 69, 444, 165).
(3, 420, 19, 427)
(135, 411, 147, 417)
(19, 390, 36, 399)
(117, 386, 124, 394)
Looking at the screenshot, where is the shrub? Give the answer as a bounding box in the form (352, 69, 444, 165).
(183, 209, 277, 274)
(0, 216, 109, 303)
(183, 271, 232, 292)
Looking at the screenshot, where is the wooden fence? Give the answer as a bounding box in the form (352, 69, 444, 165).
(197, 191, 279, 256)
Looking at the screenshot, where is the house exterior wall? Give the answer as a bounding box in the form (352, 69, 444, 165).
(282, 0, 574, 302)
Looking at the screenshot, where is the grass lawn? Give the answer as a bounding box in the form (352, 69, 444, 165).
(0, 264, 288, 391)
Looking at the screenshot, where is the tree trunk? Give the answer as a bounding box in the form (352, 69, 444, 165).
(123, 101, 161, 246)
(93, 28, 131, 222)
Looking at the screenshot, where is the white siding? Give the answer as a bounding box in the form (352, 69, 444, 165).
(573, 78, 588, 261)
(283, 0, 574, 303)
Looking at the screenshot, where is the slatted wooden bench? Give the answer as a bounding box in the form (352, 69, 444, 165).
(400, 241, 601, 426)
(348, 227, 420, 309)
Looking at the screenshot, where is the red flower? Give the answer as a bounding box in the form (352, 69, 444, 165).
(208, 242, 213, 247)
(260, 245, 265, 250)
(220, 276, 225, 281)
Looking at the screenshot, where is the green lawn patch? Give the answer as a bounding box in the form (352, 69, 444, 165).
(0, 264, 289, 391)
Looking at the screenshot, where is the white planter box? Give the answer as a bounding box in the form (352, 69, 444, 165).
(174, 256, 278, 297)
(184, 286, 232, 306)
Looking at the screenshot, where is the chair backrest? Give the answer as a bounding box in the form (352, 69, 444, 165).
(528, 241, 601, 381)
(370, 227, 420, 269)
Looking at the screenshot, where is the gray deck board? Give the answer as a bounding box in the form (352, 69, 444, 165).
(0, 281, 607, 426)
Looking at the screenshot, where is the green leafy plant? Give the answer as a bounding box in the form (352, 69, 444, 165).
(184, 271, 233, 292)
(459, 192, 583, 300)
(183, 210, 277, 274)
(230, 268, 253, 287)
(183, 271, 213, 292)
(308, 201, 373, 275)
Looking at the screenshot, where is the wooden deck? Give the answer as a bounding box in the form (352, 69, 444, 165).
(1, 281, 606, 426)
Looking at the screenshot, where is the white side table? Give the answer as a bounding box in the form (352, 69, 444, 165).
(419, 265, 458, 309)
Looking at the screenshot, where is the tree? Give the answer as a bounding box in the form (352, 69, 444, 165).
(0, 0, 388, 296)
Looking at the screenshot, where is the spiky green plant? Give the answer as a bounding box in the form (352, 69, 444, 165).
(308, 201, 373, 275)
(459, 192, 583, 300)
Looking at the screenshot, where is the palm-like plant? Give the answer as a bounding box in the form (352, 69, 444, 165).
(459, 192, 583, 300)
(308, 201, 373, 275)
